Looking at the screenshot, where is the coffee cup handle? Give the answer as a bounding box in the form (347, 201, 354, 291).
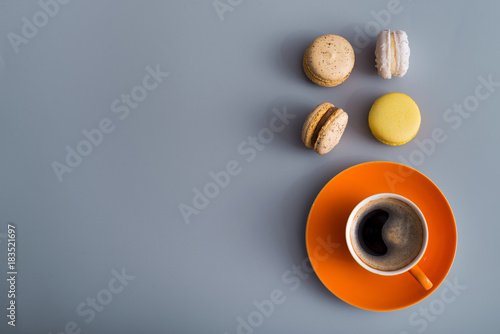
(409, 265, 433, 290)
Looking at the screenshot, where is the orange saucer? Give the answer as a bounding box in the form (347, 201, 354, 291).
(305, 161, 457, 311)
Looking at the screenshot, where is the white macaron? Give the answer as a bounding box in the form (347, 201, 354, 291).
(375, 30, 410, 79)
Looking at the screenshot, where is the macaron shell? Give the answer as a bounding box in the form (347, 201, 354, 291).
(303, 35, 355, 87)
(368, 93, 420, 146)
(314, 109, 348, 154)
(303, 55, 332, 87)
(393, 30, 410, 77)
(375, 30, 392, 79)
(303, 54, 345, 87)
(302, 102, 334, 147)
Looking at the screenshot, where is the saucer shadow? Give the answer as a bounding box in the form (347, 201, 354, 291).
(280, 159, 367, 308)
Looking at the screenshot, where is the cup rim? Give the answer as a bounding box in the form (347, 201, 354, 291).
(345, 193, 428, 276)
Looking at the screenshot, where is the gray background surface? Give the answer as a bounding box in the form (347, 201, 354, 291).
(1, 0, 499, 333)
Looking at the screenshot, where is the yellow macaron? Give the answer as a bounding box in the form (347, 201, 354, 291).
(303, 35, 355, 87)
(368, 93, 421, 146)
(302, 102, 348, 154)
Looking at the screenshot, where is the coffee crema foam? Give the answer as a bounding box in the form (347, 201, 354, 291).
(350, 198, 424, 271)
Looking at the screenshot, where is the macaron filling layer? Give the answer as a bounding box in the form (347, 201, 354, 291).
(390, 33, 397, 74)
(311, 106, 339, 145)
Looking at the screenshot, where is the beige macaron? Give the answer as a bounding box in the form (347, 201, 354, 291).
(302, 102, 348, 154)
(303, 35, 355, 87)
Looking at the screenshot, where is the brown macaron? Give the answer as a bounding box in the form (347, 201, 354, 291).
(302, 102, 348, 154)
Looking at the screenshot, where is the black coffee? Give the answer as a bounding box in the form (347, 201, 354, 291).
(350, 198, 424, 271)
(358, 209, 390, 256)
